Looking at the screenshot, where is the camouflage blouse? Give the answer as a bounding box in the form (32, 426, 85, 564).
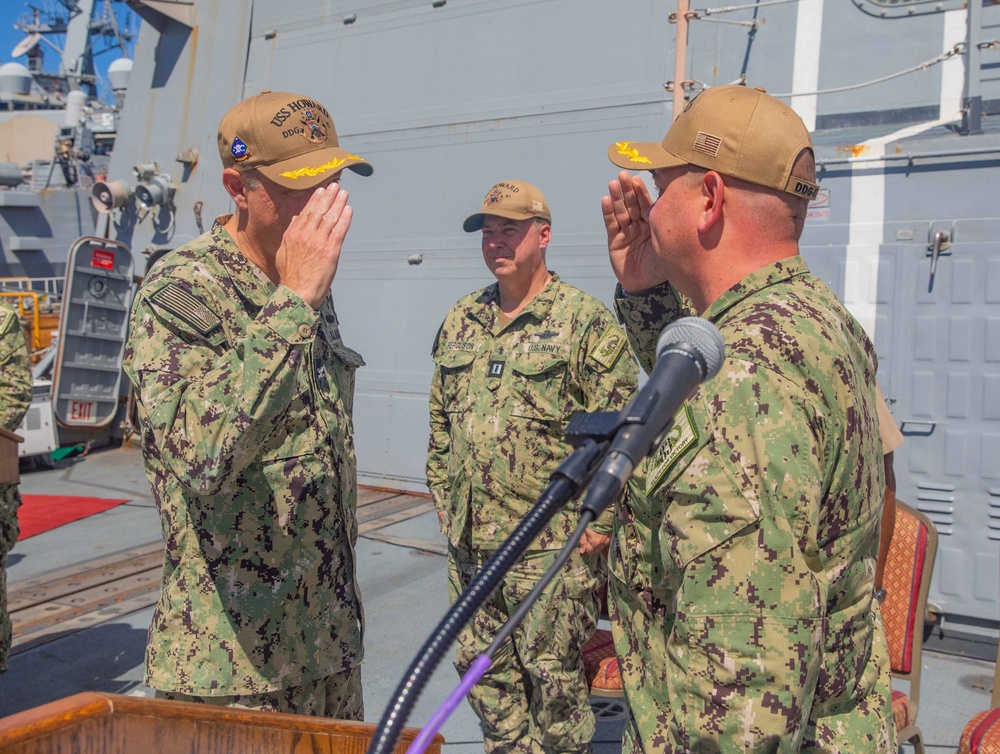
(609, 256, 895, 752)
(124, 219, 365, 695)
(0, 300, 31, 432)
(427, 274, 638, 551)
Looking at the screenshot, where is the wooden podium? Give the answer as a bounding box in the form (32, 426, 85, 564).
(0, 692, 443, 754)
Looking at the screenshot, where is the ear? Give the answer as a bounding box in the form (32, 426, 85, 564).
(537, 222, 552, 251)
(697, 171, 725, 234)
(222, 168, 250, 211)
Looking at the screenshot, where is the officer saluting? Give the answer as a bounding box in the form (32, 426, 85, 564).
(125, 90, 372, 717)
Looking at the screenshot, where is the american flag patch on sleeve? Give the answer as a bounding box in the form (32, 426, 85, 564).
(149, 282, 222, 337)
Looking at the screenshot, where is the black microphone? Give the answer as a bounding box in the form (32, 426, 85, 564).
(580, 316, 725, 517)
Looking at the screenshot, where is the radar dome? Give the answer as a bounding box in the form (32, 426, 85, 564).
(0, 62, 32, 96)
(107, 58, 133, 92)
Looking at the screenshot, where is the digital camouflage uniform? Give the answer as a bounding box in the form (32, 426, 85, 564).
(609, 256, 895, 753)
(124, 217, 365, 715)
(427, 274, 638, 753)
(0, 299, 31, 673)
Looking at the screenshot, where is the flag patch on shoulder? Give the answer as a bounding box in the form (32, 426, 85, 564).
(150, 282, 222, 336)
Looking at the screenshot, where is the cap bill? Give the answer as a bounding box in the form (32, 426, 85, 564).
(463, 213, 486, 233)
(259, 147, 374, 190)
(607, 141, 688, 171)
(463, 208, 540, 233)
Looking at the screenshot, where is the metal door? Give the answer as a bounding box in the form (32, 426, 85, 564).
(882, 239, 1000, 628)
(52, 237, 134, 429)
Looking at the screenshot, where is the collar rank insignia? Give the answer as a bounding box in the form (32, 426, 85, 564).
(231, 136, 250, 162)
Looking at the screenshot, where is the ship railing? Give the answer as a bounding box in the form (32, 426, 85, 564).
(0, 291, 43, 352)
(0, 276, 65, 358)
(0, 276, 64, 306)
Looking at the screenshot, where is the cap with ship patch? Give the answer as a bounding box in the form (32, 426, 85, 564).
(608, 85, 819, 201)
(218, 90, 373, 190)
(463, 180, 551, 232)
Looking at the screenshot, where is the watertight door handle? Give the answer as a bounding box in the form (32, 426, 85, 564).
(928, 230, 949, 289)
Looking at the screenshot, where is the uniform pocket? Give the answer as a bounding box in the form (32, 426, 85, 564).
(508, 351, 568, 421)
(433, 348, 477, 410)
(656, 437, 762, 571)
(674, 613, 822, 744)
(326, 343, 365, 412)
(252, 423, 320, 536)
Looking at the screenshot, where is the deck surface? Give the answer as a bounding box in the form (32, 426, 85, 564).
(1, 446, 996, 752)
(9, 488, 440, 657)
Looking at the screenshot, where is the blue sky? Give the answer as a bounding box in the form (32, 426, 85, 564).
(2, 1, 140, 103)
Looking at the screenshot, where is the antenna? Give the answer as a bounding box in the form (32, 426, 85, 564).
(11, 33, 43, 59)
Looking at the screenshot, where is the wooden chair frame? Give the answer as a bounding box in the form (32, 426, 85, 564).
(884, 500, 939, 754)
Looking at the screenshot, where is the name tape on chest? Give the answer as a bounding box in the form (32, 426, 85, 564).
(527, 342, 561, 355)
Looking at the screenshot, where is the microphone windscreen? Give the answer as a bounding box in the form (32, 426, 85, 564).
(655, 316, 726, 380)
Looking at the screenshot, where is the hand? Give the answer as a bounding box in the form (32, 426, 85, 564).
(579, 529, 611, 556)
(601, 171, 671, 292)
(276, 184, 353, 309)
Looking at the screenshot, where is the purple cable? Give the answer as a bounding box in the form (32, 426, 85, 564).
(405, 653, 493, 754)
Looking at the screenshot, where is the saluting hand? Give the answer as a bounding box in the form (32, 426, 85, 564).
(601, 171, 671, 293)
(277, 183, 353, 310)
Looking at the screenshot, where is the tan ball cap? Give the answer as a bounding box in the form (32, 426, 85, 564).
(463, 180, 552, 232)
(218, 90, 373, 190)
(608, 85, 819, 200)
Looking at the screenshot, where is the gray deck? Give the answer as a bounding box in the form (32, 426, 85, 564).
(0, 446, 993, 751)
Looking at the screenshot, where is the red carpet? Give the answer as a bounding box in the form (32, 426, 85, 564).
(17, 495, 131, 540)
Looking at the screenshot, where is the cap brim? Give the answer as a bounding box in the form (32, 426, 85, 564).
(463, 209, 542, 233)
(259, 147, 374, 190)
(607, 141, 688, 171)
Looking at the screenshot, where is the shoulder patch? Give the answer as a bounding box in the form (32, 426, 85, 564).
(148, 282, 222, 337)
(646, 403, 698, 496)
(589, 324, 627, 371)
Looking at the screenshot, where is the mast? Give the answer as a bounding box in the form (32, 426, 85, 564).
(673, 0, 690, 120)
(61, 0, 99, 92)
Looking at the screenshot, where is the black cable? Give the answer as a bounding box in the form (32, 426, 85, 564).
(366, 439, 607, 754)
(486, 510, 595, 657)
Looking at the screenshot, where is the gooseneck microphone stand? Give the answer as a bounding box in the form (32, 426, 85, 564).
(366, 426, 615, 754)
(366, 316, 725, 754)
(404, 509, 599, 754)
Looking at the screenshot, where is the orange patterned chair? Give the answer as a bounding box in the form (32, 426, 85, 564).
(581, 582, 623, 698)
(957, 642, 1000, 754)
(880, 500, 938, 754)
(582, 628, 621, 697)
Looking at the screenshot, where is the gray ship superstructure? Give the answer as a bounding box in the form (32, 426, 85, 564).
(15, 0, 1000, 640)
